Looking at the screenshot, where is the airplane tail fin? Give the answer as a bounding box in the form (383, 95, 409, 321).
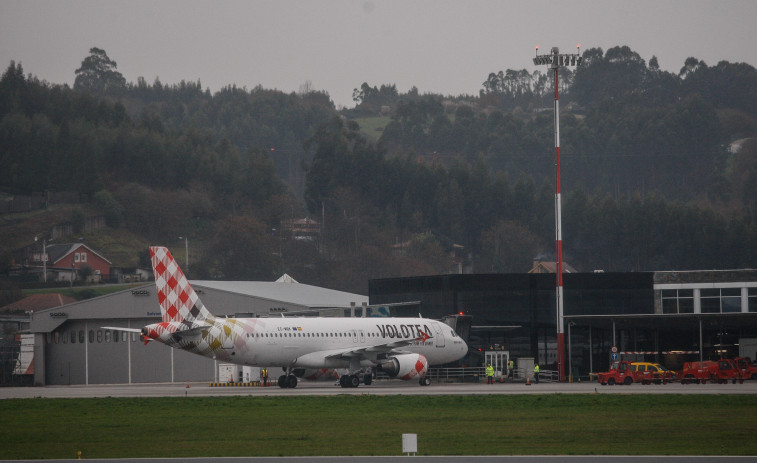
(149, 246, 214, 326)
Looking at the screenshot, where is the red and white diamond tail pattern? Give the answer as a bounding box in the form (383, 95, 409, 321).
(150, 246, 213, 325)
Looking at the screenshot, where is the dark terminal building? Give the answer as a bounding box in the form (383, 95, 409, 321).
(369, 270, 757, 377)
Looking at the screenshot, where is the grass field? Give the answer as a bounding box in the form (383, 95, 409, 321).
(2, 394, 756, 459)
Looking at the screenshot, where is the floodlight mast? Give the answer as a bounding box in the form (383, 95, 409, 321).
(532, 45, 581, 382)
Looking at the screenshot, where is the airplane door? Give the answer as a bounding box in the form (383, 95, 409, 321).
(358, 330, 365, 343)
(351, 330, 358, 343)
(432, 323, 445, 348)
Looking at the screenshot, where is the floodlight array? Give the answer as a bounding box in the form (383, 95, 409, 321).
(532, 53, 582, 68)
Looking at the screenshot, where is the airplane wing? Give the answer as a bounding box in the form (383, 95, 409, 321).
(292, 334, 430, 368)
(101, 326, 142, 333)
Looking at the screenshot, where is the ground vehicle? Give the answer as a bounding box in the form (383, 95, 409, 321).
(630, 362, 674, 384)
(597, 361, 638, 385)
(680, 359, 745, 384)
(734, 357, 757, 380)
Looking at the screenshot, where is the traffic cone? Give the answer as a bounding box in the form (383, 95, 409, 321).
(526, 376, 531, 386)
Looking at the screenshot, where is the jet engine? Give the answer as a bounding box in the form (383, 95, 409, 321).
(377, 353, 428, 380)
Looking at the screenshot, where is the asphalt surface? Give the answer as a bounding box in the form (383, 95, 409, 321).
(2, 378, 757, 399)
(3, 457, 757, 463)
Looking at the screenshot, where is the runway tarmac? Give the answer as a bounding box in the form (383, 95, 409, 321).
(2, 379, 757, 399)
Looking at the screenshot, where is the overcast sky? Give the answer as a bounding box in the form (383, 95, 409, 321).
(2, 0, 756, 108)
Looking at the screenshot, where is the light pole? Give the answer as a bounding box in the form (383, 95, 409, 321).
(533, 45, 582, 382)
(34, 236, 49, 283)
(178, 236, 189, 270)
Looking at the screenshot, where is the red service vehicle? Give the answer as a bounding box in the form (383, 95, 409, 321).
(597, 361, 641, 385)
(735, 357, 757, 380)
(680, 359, 745, 384)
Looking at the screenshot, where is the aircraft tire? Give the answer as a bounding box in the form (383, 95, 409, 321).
(278, 375, 287, 388)
(339, 375, 347, 388)
(286, 375, 298, 388)
(419, 377, 431, 386)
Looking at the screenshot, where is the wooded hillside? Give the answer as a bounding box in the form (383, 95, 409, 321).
(1, 45, 756, 294)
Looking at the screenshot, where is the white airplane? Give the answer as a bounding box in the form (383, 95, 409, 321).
(109, 246, 468, 388)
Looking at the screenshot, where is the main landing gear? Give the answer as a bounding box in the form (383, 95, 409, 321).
(419, 376, 431, 386)
(278, 374, 298, 388)
(338, 372, 373, 388)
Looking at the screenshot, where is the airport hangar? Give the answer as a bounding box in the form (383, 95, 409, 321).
(28, 278, 368, 386)
(369, 269, 757, 377)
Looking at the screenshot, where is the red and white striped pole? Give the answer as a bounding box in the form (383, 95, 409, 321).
(533, 45, 581, 382)
(552, 48, 565, 383)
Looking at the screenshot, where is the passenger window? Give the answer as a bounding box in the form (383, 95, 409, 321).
(70, 331, 76, 343)
(97, 330, 103, 343)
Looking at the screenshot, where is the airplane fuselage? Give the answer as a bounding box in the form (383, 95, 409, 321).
(153, 316, 467, 369)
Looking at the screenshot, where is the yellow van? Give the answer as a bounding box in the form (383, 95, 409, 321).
(630, 362, 674, 384)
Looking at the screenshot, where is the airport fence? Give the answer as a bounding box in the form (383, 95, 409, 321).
(424, 366, 559, 383)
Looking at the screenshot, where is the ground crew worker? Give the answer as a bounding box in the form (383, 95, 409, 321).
(534, 364, 540, 384)
(486, 364, 495, 384)
(261, 368, 268, 386)
(508, 359, 515, 379)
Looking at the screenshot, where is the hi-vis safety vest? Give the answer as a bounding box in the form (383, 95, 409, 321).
(534, 365, 540, 373)
(486, 366, 494, 376)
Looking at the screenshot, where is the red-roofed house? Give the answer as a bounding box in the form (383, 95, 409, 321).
(1, 293, 77, 315)
(27, 243, 112, 282)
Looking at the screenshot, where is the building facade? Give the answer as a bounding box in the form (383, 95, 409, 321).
(369, 270, 757, 377)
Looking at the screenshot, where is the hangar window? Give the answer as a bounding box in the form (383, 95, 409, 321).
(662, 289, 693, 314)
(131, 332, 138, 342)
(105, 330, 112, 342)
(70, 331, 76, 343)
(121, 331, 127, 342)
(750, 288, 757, 312)
(700, 289, 721, 313)
(97, 330, 103, 343)
(89, 330, 94, 343)
(113, 330, 118, 342)
(79, 330, 85, 343)
(721, 288, 741, 313)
